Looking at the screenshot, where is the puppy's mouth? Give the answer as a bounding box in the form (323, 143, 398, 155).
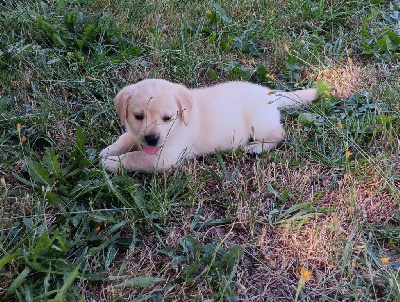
(141, 145, 161, 155)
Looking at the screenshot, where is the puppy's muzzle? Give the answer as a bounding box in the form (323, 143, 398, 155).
(144, 134, 159, 146)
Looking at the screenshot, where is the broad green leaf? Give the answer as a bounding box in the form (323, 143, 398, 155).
(76, 39, 84, 48)
(208, 32, 217, 44)
(88, 233, 119, 256)
(70, 180, 103, 197)
(44, 193, 64, 208)
(213, 4, 232, 24)
(386, 29, 400, 45)
(316, 80, 331, 97)
(12, 172, 38, 188)
(54, 231, 68, 253)
(221, 35, 235, 52)
(76, 12, 84, 27)
(361, 16, 371, 51)
(256, 64, 268, 80)
(377, 35, 394, 51)
(36, 290, 64, 300)
(298, 112, 324, 126)
(63, 163, 90, 178)
(105, 246, 117, 270)
(209, 68, 218, 80)
(26, 159, 54, 186)
(76, 126, 85, 149)
(23, 217, 33, 229)
(281, 189, 290, 203)
(376, 115, 398, 125)
(106, 221, 129, 236)
(266, 182, 282, 201)
(83, 25, 95, 38)
(52, 33, 66, 47)
(69, 126, 85, 163)
(221, 245, 244, 273)
(16, 43, 33, 55)
(43, 148, 60, 178)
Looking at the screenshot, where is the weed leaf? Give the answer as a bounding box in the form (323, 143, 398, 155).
(209, 68, 218, 80)
(106, 221, 129, 236)
(298, 112, 324, 126)
(43, 148, 61, 178)
(213, 4, 232, 24)
(52, 33, 66, 48)
(275, 201, 314, 224)
(114, 276, 165, 288)
(26, 158, 54, 186)
(385, 29, 400, 45)
(316, 80, 331, 97)
(221, 245, 244, 273)
(12, 172, 38, 189)
(105, 246, 117, 270)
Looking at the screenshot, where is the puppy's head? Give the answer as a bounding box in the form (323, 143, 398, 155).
(115, 79, 193, 155)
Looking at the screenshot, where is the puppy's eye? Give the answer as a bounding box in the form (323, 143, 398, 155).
(134, 114, 144, 120)
(162, 116, 171, 122)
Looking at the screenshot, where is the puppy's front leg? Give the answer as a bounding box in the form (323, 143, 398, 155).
(100, 133, 137, 157)
(102, 151, 172, 173)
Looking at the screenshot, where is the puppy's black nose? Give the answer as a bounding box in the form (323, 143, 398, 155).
(144, 134, 159, 146)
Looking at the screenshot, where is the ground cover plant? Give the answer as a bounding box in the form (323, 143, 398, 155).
(0, 0, 399, 300)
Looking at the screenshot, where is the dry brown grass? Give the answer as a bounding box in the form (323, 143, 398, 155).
(315, 58, 394, 99)
(88, 146, 398, 300)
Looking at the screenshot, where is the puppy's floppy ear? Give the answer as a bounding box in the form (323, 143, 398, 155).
(176, 86, 193, 126)
(115, 88, 131, 125)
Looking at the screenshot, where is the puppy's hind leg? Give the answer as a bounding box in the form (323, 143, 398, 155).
(244, 124, 286, 154)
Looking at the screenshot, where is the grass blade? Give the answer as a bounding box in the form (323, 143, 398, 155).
(114, 276, 165, 288)
(102, 168, 130, 207)
(5, 267, 30, 298)
(0, 249, 20, 270)
(49, 264, 80, 302)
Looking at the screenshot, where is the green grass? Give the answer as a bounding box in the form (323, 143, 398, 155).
(1, 0, 400, 300)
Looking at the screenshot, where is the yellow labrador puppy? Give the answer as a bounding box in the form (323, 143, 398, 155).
(100, 79, 317, 172)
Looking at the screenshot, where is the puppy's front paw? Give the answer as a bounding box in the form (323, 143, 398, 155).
(101, 156, 122, 172)
(100, 147, 110, 158)
(100, 145, 119, 158)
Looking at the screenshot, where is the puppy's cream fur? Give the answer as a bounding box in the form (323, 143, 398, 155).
(100, 79, 317, 172)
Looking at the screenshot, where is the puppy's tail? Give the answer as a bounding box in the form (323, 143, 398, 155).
(271, 88, 317, 109)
